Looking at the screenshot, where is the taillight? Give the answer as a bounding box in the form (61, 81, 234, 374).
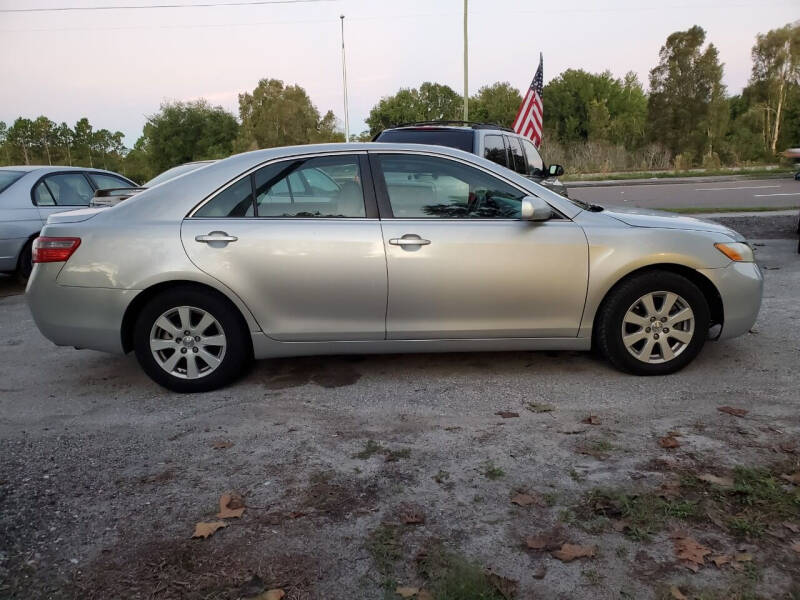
(32, 237, 81, 263)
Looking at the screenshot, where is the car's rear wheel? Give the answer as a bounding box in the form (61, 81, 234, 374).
(596, 271, 710, 375)
(16, 239, 33, 284)
(133, 287, 250, 392)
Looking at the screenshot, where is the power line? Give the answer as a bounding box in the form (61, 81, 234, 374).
(0, 0, 334, 14)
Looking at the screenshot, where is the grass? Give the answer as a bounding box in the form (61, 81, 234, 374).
(353, 440, 410, 462)
(417, 546, 506, 600)
(482, 462, 505, 480)
(656, 205, 799, 214)
(366, 524, 403, 587)
(561, 165, 794, 182)
(525, 402, 554, 413)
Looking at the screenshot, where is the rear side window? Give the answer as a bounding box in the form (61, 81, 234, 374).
(194, 177, 254, 217)
(37, 173, 94, 206)
(374, 129, 474, 153)
(0, 170, 25, 194)
(483, 135, 508, 167)
(521, 139, 545, 177)
(505, 136, 527, 175)
(88, 172, 134, 190)
(33, 181, 56, 206)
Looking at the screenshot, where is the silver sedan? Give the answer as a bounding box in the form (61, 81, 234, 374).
(26, 143, 763, 392)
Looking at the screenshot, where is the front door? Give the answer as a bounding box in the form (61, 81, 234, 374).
(370, 152, 588, 340)
(181, 153, 387, 342)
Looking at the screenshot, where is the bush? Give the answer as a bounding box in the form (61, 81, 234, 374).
(702, 152, 722, 170)
(673, 152, 695, 170)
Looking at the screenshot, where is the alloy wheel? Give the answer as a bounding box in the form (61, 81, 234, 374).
(149, 306, 227, 379)
(621, 291, 695, 364)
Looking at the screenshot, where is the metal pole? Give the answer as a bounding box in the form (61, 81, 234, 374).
(340, 15, 350, 142)
(463, 0, 468, 121)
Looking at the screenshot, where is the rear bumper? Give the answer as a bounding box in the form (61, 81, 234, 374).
(26, 263, 138, 354)
(698, 261, 763, 341)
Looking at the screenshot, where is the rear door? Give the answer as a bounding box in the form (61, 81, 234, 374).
(181, 152, 388, 342)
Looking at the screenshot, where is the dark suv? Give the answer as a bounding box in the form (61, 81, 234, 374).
(373, 121, 567, 196)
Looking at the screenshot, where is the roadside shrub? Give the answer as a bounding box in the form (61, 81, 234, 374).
(673, 152, 695, 170)
(702, 151, 721, 170)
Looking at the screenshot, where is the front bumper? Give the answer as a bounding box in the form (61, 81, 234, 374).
(698, 261, 763, 341)
(26, 263, 139, 354)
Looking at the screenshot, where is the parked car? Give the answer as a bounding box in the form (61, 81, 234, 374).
(27, 143, 762, 392)
(373, 121, 568, 196)
(0, 166, 136, 281)
(89, 160, 216, 208)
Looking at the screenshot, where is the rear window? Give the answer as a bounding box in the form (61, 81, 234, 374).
(374, 129, 474, 153)
(0, 170, 25, 194)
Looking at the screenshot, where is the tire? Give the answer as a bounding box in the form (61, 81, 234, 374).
(133, 287, 251, 392)
(595, 271, 710, 376)
(16, 239, 33, 284)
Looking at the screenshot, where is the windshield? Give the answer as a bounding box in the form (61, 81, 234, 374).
(145, 162, 212, 187)
(0, 170, 25, 194)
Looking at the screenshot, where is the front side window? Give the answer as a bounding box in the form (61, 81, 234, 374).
(88, 172, 134, 190)
(505, 136, 527, 175)
(521, 139, 545, 177)
(376, 154, 526, 219)
(483, 135, 508, 168)
(39, 173, 94, 206)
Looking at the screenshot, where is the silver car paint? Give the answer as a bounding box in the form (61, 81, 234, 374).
(26, 142, 762, 361)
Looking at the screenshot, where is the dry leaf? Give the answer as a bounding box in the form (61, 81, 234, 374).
(192, 520, 227, 539)
(211, 439, 233, 449)
(791, 542, 800, 554)
(717, 406, 748, 418)
(734, 553, 752, 562)
(659, 436, 680, 449)
(217, 493, 245, 519)
(526, 536, 547, 550)
(673, 536, 711, 567)
(510, 492, 538, 507)
(698, 473, 734, 488)
(395, 587, 419, 598)
(253, 591, 285, 600)
(781, 472, 800, 485)
(784, 522, 800, 533)
(486, 572, 517, 600)
(551, 543, 596, 562)
(711, 555, 731, 567)
(581, 415, 600, 425)
(402, 511, 425, 525)
(525, 527, 565, 551)
(495, 411, 520, 419)
(669, 586, 688, 600)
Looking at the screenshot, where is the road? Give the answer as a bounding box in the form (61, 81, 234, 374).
(568, 176, 800, 211)
(1, 226, 799, 599)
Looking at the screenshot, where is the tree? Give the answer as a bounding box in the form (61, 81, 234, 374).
(32, 116, 56, 165)
(365, 82, 462, 134)
(7, 118, 34, 165)
(73, 117, 94, 167)
(237, 79, 343, 150)
(468, 82, 523, 128)
(142, 100, 239, 174)
(0, 121, 9, 164)
(55, 122, 73, 166)
(646, 25, 727, 163)
(750, 23, 800, 154)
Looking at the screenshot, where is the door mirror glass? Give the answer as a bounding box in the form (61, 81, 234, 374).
(520, 196, 552, 221)
(548, 164, 564, 177)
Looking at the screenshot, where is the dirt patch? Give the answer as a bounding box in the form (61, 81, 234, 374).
(256, 357, 362, 389)
(294, 472, 380, 519)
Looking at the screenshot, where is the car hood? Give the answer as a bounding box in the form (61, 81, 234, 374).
(46, 207, 106, 224)
(602, 206, 742, 240)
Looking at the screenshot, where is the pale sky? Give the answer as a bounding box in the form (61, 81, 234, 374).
(1, 0, 797, 146)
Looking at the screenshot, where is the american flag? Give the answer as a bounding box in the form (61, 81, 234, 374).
(512, 53, 544, 148)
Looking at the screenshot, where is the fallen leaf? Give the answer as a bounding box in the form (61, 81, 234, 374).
(581, 415, 600, 425)
(211, 439, 233, 449)
(791, 542, 800, 554)
(526, 536, 548, 550)
(784, 522, 800, 534)
(510, 493, 538, 507)
(717, 406, 748, 418)
(192, 520, 227, 539)
(669, 586, 688, 600)
(711, 555, 731, 568)
(659, 436, 680, 449)
(525, 526, 565, 552)
(734, 553, 752, 562)
(402, 511, 425, 525)
(673, 536, 711, 568)
(253, 591, 285, 600)
(495, 411, 520, 419)
(551, 543, 596, 562)
(217, 493, 245, 519)
(395, 586, 419, 598)
(781, 472, 800, 485)
(486, 572, 517, 600)
(698, 473, 734, 488)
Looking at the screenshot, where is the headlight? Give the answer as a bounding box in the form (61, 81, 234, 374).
(714, 242, 754, 262)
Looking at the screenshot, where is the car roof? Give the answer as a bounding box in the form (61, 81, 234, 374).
(0, 165, 121, 174)
(383, 121, 515, 133)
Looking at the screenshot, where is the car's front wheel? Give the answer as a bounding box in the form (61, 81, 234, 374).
(596, 271, 710, 375)
(133, 287, 250, 392)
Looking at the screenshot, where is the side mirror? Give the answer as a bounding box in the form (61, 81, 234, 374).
(520, 196, 553, 221)
(548, 164, 564, 177)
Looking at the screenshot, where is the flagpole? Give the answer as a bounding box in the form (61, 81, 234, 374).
(463, 0, 468, 121)
(340, 14, 350, 142)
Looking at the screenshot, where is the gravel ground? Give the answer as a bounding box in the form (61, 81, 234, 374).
(0, 225, 798, 600)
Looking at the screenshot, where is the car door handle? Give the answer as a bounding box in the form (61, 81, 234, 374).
(389, 237, 430, 246)
(195, 232, 238, 243)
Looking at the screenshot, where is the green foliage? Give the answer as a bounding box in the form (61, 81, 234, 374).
(366, 82, 462, 134)
(468, 82, 522, 128)
(482, 462, 505, 480)
(417, 546, 505, 600)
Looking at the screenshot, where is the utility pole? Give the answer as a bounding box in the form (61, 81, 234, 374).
(463, 0, 468, 121)
(340, 15, 350, 142)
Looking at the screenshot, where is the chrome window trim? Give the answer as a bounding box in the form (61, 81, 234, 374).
(187, 150, 368, 218)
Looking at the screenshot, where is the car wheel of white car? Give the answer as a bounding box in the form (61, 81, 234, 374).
(596, 271, 710, 375)
(133, 287, 250, 392)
